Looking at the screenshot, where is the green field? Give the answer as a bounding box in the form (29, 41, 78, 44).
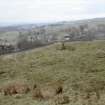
(0, 40, 105, 105)
(0, 31, 19, 42)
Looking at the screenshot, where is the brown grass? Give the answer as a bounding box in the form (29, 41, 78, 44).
(2, 82, 30, 96)
(53, 94, 70, 105)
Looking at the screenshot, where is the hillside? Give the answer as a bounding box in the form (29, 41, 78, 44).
(0, 40, 105, 105)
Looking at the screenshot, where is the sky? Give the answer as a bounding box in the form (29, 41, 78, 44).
(0, 0, 105, 23)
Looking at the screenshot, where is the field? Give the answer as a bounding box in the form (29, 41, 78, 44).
(0, 40, 105, 105)
(0, 31, 19, 42)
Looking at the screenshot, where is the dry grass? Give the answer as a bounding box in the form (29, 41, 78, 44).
(32, 81, 63, 100)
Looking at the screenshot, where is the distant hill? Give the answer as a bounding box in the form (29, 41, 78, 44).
(0, 17, 105, 32)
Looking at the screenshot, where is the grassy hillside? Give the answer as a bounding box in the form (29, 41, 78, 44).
(0, 40, 105, 105)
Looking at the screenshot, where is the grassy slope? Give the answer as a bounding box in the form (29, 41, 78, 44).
(0, 40, 105, 105)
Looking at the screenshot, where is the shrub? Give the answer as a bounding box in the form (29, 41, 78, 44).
(2, 82, 30, 96)
(32, 81, 63, 100)
(96, 50, 105, 58)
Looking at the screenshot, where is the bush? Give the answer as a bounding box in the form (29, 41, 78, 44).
(96, 50, 105, 58)
(56, 43, 76, 51)
(66, 45, 76, 51)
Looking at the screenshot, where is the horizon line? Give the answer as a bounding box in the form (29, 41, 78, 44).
(0, 16, 105, 27)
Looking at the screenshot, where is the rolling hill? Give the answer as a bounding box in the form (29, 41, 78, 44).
(0, 40, 105, 105)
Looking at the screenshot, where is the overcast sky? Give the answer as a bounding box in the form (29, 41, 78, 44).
(0, 0, 105, 23)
